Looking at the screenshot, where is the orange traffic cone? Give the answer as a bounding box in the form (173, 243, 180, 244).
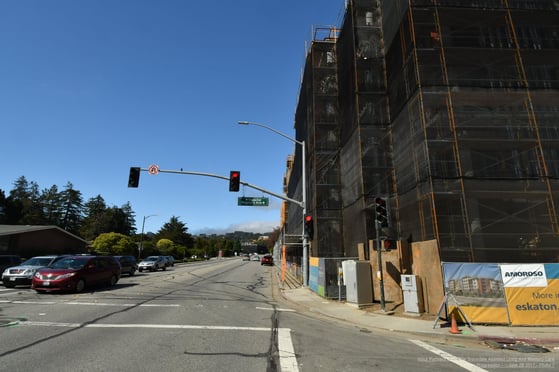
(449, 313, 462, 334)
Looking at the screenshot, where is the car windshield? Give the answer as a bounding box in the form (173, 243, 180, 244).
(145, 257, 158, 261)
(21, 257, 53, 266)
(50, 257, 88, 270)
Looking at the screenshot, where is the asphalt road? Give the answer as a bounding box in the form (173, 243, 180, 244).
(1, 258, 557, 371)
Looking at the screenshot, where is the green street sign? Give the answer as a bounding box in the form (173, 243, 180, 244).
(238, 197, 269, 206)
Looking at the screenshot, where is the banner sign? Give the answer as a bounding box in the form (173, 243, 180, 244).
(502, 264, 559, 326)
(442, 262, 508, 324)
(442, 262, 559, 326)
(500, 264, 548, 287)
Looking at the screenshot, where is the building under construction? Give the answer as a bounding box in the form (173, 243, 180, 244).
(283, 0, 559, 287)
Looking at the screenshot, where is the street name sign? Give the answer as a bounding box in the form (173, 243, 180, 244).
(238, 197, 269, 206)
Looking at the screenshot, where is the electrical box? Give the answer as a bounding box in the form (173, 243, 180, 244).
(401, 274, 424, 313)
(342, 260, 373, 306)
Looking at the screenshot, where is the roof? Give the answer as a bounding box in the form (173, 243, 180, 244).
(0, 225, 87, 244)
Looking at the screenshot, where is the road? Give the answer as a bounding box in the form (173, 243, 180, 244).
(0, 258, 557, 371)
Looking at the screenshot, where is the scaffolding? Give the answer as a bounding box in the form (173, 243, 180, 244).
(388, 0, 559, 262)
(288, 0, 559, 272)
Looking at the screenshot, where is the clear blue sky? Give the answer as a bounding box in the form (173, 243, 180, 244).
(1, 0, 345, 235)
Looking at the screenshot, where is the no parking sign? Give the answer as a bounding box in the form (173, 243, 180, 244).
(148, 165, 159, 175)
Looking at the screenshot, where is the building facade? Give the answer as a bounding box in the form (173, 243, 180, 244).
(284, 0, 559, 283)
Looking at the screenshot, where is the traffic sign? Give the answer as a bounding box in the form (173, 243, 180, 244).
(148, 165, 159, 175)
(238, 197, 269, 206)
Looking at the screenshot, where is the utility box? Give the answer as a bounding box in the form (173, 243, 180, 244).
(401, 275, 424, 313)
(342, 260, 373, 306)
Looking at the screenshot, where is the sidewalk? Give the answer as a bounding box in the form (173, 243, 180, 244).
(275, 272, 559, 349)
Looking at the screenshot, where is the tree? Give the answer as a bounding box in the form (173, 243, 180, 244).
(156, 238, 174, 255)
(80, 196, 138, 241)
(40, 185, 63, 225)
(80, 195, 108, 240)
(156, 216, 193, 249)
(91, 232, 136, 255)
(0, 189, 7, 224)
(59, 182, 83, 235)
(9, 176, 44, 224)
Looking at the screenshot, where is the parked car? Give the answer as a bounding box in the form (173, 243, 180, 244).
(164, 255, 174, 267)
(250, 254, 260, 262)
(261, 254, 274, 266)
(32, 255, 121, 293)
(138, 256, 167, 272)
(241, 253, 250, 261)
(0, 255, 21, 275)
(114, 255, 138, 276)
(2, 255, 66, 287)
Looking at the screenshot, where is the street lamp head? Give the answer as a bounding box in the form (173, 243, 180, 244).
(237, 121, 250, 125)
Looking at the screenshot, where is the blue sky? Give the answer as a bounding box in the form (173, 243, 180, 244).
(1, 0, 345, 235)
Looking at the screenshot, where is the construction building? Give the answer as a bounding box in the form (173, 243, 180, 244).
(282, 0, 559, 290)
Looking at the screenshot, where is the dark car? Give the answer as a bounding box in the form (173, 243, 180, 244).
(164, 255, 174, 267)
(261, 254, 273, 266)
(114, 255, 138, 276)
(2, 255, 67, 287)
(0, 255, 21, 275)
(32, 255, 121, 293)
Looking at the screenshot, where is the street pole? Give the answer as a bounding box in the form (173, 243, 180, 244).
(301, 140, 308, 287)
(375, 221, 386, 312)
(238, 121, 309, 287)
(139, 214, 157, 259)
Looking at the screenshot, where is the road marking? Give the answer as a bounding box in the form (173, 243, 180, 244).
(0, 300, 180, 307)
(18, 321, 299, 371)
(256, 306, 296, 312)
(67, 302, 180, 307)
(19, 320, 272, 332)
(278, 328, 299, 372)
(409, 339, 488, 372)
(13, 300, 57, 305)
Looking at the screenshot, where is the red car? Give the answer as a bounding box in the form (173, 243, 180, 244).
(261, 254, 274, 266)
(32, 255, 120, 293)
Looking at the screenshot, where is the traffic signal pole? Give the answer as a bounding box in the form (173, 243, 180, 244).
(375, 220, 386, 312)
(374, 197, 387, 312)
(135, 166, 304, 208)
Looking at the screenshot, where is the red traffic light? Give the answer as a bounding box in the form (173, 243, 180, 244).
(304, 214, 314, 240)
(383, 239, 396, 251)
(229, 171, 240, 192)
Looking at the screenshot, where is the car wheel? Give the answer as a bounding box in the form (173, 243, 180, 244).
(129, 269, 136, 276)
(109, 275, 118, 286)
(75, 279, 85, 293)
(139, 268, 143, 272)
(162, 266, 166, 271)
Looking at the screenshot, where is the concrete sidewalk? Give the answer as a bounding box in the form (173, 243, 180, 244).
(276, 274, 559, 348)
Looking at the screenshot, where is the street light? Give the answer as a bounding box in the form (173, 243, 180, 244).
(139, 214, 157, 259)
(237, 120, 309, 287)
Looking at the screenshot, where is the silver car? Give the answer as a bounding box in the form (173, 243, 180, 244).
(138, 256, 167, 272)
(2, 255, 66, 288)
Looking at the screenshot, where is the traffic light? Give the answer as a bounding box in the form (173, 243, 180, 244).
(304, 214, 314, 240)
(383, 239, 397, 251)
(375, 197, 388, 227)
(229, 171, 240, 192)
(128, 167, 140, 188)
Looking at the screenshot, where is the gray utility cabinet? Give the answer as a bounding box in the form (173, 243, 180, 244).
(342, 260, 373, 306)
(401, 274, 425, 313)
